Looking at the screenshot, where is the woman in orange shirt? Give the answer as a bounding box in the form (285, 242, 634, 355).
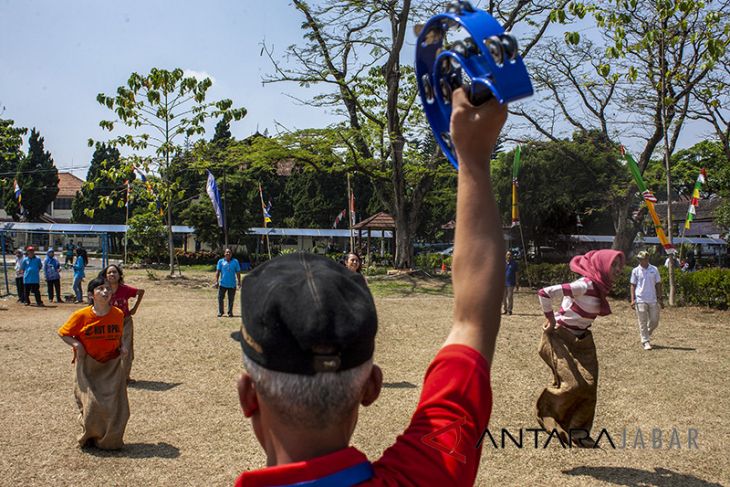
(58, 276, 129, 449)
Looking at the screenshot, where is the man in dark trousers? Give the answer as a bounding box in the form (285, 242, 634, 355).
(503, 250, 519, 315)
(21, 246, 44, 306)
(233, 90, 507, 486)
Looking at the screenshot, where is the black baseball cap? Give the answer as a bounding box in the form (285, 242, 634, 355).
(240, 253, 377, 375)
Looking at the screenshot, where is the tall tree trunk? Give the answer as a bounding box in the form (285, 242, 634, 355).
(391, 137, 410, 268)
(167, 198, 174, 274)
(612, 194, 638, 255)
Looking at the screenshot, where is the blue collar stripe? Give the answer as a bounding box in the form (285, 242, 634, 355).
(276, 461, 374, 487)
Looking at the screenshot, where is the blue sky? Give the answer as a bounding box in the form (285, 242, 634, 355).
(1, 0, 341, 178)
(0, 0, 713, 180)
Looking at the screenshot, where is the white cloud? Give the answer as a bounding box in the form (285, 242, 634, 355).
(183, 69, 216, 85)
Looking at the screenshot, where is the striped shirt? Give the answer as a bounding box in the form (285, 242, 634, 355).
(538, 278, 602, 334)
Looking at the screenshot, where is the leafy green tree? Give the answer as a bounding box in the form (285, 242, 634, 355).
(285, 168, 350, 228)
(4, 128, 59, 221)
(222, 130, 376, 229)
(519, 0, 729, 254)
(91, 68, 246, 274)
(716, 201, 730, 237)
(644, 140, 730, 200)
(520, 0, 729, 303)
(0, 118, 26, 174)
(127, 210, 168, 263)
(491, 132, 626, 252)
(0, 118, 26, 210)
(72, 143, 132, 223)
(263, 0, 576, 268)
(180, 198, 221, 249)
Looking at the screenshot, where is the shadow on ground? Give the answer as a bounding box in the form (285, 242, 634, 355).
(128, 380, 182, 392)
(563, 466, 723, 486)
(383, 381, 417, 389)
(651, 344, 696, 352)
(84, 442, 180, 459)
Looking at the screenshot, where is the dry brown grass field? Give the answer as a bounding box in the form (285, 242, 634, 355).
(0, 269, 728, 486)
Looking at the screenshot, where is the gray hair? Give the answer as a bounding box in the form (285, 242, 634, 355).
(243, 355, 373, 429)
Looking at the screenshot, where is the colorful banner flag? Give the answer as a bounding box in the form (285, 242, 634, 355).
(332, 209, 347, 228)
(13, 179, 21, 204)
(264, 200, 272, 224)
(511, 145, 522, 227)
(621, 146, 676, 254)
(206, 170, 224, 228)
(259, 184, 272, 226)
(349, 191, 356, 227)
(684, 169, 707, 230)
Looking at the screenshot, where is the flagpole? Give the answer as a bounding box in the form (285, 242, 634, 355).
(347, 173, 354, 253)
(511, 146, 530, 287)
(223, 172, 228, 248)
(258, 183, 271, 260)
(124, 180, 130, 264)
(678, 226, 687, 262)
(518, 223, 531, 288)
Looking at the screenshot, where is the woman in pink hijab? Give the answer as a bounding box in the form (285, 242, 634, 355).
(535, 249, 624, 447)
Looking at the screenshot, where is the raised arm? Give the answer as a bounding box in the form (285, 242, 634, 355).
(443, 90, 508, 364)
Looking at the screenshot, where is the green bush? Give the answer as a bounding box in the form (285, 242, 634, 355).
(519, 262, 730, 309)
(127, 212, 167, 263)
(608, 267, 633, 300)
(520, 263, 574, 289)
(414, 253, 451, 270)
(675, 268, 730, 309)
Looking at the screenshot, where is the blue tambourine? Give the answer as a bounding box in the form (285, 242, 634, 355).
(415, 1, 534, 169)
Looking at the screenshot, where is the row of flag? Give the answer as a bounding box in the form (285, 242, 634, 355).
(511, 145, 707, 256)
(622, 145, 708, 253)
(14, 149, 703, 248)
(204, 172, 358, 230)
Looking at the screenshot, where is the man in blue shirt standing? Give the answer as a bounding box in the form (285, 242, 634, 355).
(21, 246, 44, 306)
(215, 248, 241, 317)
(503, 251, 519, 315)
(43, 248, 62, 302)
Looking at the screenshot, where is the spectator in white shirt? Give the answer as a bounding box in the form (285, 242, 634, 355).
(630, 251, 664, 350)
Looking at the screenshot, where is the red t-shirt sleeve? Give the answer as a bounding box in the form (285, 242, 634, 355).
(372, 344, 492, 486)
(123, 284, 139, 299)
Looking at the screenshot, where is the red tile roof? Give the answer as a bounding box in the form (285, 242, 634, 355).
(57, 172, 84, 198)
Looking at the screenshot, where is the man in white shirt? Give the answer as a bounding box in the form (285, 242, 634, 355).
(630, 251, 664, 350)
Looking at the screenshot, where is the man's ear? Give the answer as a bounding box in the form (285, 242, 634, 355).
(237, 372, 259, 417)
(361, 364, 383, 407)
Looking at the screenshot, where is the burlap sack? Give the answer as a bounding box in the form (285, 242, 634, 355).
(121, 315, 134, 380)
(74, 353, 130, 449)
(535, 326, 599, 447)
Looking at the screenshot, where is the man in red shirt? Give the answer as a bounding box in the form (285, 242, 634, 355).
(235, 89, 506, 486)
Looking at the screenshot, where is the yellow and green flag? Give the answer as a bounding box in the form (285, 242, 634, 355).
(684, 169, 707, 230)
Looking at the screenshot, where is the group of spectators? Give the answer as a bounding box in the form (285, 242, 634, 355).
(13, 243, 88, 305)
